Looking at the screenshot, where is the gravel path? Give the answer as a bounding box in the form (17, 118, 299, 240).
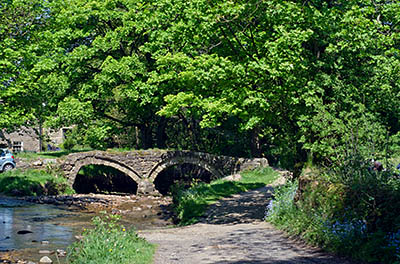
(139, 179, 356, 264)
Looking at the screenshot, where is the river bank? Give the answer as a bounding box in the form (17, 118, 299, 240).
(0, 193, 174, 264)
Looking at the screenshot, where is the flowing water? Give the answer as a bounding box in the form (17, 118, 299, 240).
(0, 195, 173, 263)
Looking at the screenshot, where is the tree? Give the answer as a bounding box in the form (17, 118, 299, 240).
(3, 0, 399, 165)
(0, 0, 59, 151)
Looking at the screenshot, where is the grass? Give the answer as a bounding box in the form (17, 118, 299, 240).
(172, 166, 279, 225)
(14, 147, 93, 160)
(0, 169, 73, 196)
(67, 213, 155, 264)
(14, 147, 166, 159)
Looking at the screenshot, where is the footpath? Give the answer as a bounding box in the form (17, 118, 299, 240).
(139, 177, 357, 264)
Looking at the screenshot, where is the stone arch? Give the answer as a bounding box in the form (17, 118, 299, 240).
(148, 156, 223, 183)
(68, 157, 142, 188)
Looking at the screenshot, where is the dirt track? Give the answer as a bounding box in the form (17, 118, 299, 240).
(140, 180, 356, 264)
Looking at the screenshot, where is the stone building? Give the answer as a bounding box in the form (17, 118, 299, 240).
(0, 127, 71, 152)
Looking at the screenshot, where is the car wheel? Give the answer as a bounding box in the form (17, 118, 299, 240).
(3, 164, 14, 172)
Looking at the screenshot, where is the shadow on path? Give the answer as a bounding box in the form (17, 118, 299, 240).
(200, 186, 274, 225)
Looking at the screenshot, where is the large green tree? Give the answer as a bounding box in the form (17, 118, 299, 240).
(2, 0, 399, 165)
(158, 0, 400, 164)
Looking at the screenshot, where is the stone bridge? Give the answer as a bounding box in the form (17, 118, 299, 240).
(61, 150, 268, 195)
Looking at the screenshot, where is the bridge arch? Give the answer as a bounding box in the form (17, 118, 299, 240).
(68, 157, 142, 190)
(147, 156, 224, 184)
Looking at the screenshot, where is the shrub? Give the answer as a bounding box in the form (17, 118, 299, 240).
(62, 136, 76, 151)
(266, 157, 400, 263)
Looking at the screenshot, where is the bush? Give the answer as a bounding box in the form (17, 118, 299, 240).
(67, 213, 155, 264)
(61, 137, 76, 150)
(266, 156, 400, 263)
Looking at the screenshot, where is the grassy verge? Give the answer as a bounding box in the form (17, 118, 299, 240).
(0, 169, 73, 196)
(172, 167, 279, 225)
(67, 213, 155, 264)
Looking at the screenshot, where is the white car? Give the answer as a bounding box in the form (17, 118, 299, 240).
(0, 148, 16, 172)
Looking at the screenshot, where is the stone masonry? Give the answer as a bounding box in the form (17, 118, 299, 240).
(61, 150, 268, 195)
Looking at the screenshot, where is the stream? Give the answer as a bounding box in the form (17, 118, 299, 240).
(0, 194, 174, 263)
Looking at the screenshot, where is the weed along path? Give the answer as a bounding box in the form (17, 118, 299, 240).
(139, 179, 356, 264)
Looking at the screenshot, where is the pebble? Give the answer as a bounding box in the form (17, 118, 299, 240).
(56, 249, 66, 257)
(39, 256, 52, 264)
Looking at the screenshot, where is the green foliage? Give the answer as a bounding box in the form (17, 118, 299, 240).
(172, 167, 279, 225)
(2, 0, 400, 167)
(267, 155, 400, 263)
(62, 137, 76, 151)
(83, 123, 112, 150)
(0, 169, 73, 196)
(67, 213, 155, 264)
(50, 97, 94, 128)
(299, 104, 389, 164)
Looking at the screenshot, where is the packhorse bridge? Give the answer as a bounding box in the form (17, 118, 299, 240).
(60, 150, 268, 195)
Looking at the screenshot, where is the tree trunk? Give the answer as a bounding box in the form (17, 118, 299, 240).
(250, 127, 261, 157)
(156, 117, 167, 149)
(139, 124, 153, 149)
(38, 120, 43, 152)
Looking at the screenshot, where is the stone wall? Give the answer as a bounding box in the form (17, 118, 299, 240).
(0, 127, 40, 152)
(0, 127, 71, 152)
(60, 150, 268, 195)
